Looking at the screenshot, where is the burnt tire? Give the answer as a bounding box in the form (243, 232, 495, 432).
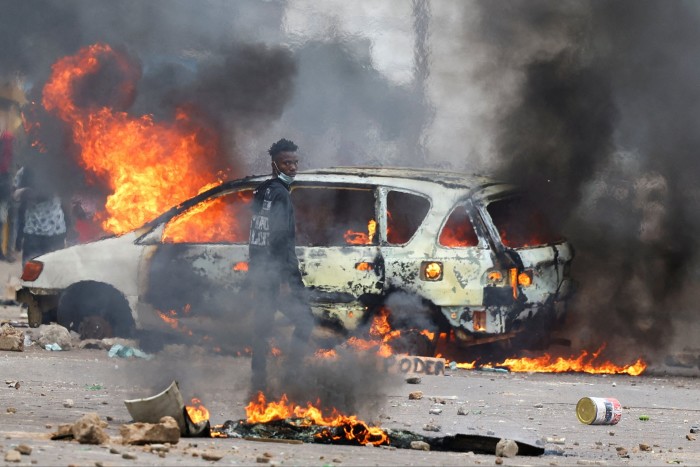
(57, 282, 135, 338)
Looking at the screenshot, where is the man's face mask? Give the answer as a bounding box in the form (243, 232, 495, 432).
(273, 160, 296, 185)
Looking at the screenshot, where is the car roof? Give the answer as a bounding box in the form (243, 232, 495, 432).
(297, 166, 497, 190)
(146, 166, 511, 228)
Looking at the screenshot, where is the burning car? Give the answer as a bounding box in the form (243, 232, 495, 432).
(16, 167, 573, 350)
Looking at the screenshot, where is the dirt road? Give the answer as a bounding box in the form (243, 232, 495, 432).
(2, 259, 700, 465)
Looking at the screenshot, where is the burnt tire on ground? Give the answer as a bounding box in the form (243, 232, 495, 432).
(57, 281, 135, 338)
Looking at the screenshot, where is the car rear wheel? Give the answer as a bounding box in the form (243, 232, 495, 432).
(57, 281, 135, 339)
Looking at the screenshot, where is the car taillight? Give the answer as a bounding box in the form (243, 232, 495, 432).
(421, 261, 443, 281)
(21, 260, 44, 282)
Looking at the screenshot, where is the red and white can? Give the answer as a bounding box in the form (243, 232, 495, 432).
(576, 397, 622, 425)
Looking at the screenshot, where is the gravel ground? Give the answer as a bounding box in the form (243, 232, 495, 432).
(2, 259, 700, 466)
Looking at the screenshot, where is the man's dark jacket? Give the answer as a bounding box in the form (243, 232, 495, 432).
(248, 177, 301, 285)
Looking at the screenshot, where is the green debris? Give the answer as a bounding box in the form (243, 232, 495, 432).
(85, 384, 104, 391)
(639, 415, 650, 421)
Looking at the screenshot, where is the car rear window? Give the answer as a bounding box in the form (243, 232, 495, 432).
(439, 205, 479, 247)
(386, 191, 430, 244)
(486, 196, 563, 248)
(292, 186, 376, 247)
(162, 189, 253, 243)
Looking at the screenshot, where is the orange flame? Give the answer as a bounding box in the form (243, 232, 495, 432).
(344, 219, 377, 245)
(452, 345, 647, 376)
(493, 346, 647, 375)
(233, 261, 249, 272)
(157, 308, 193, 336)
(185, 397, 210, 424)
(42, 43, 227, 236)
(246, 392, 388, 446)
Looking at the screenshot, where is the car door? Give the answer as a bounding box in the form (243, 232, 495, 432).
(137, 187, 253, 327)
(291, 184, 384, 330)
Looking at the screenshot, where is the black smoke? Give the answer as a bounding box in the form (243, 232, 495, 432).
(472, 0, 700, 358)
(0, 0, 419, 412)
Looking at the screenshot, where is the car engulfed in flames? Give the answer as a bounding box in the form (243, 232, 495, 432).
(16, 167, 574, 352)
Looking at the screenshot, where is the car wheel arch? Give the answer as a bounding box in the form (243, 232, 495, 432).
(57, 280, 135, 338)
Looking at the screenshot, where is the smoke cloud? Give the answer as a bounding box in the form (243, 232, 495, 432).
(464, 0, 700, 360)
(5, 0, 700, 393)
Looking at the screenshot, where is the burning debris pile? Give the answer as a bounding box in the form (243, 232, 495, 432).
(203, 392, 544, 456)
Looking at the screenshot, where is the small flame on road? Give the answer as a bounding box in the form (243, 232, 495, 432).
(246, 392, 388, 446)
(185, 397, 210, 424)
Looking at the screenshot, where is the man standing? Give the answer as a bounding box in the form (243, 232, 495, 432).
(248, 138, 312, 394)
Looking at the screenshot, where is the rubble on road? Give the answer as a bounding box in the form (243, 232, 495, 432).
(408, 391, 423, 400)
(36, 324, 73, 350)
(51, 413, 110, 445)
(4, 449, 21, 463)
(0, 323, 24, 351)
(496, 438, 519, 458)
(120, 416, 181, 445)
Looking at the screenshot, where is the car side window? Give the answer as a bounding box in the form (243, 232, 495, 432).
(161, 189, 253, 244)
(292, 186, 376, 246)
(386, 190, 430, 245)
(439, 205, 480, 247)
(486, 196, 563, 248)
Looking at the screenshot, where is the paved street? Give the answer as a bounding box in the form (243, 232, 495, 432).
(2, 259, 700, 465)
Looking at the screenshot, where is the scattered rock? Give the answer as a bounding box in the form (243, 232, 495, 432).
(409, 391, 423, 400)
(6, 407, 16, 414)
(63, 399, 74, 408)
(423, 423, 441, 432)
(690, 426, 699, 434)
(202, 450, 225, 461)
(457, 406, 469, 415)
(406, 376, 421, 384)
(4, 449, 21, 463)
(429, 407, 443, 415)
(546, 437, 566, 445)
(109, 447, 121, 454)
(256, 456, 270, 463)
(50, 424, 74, 440)
(534, 403, 544, 409)
(410, 441, 430, 451)
(495, 439, 519, 458)
(616, 447, 628, 457)
(608, 431, 615, 436)
(0, 324, 24, 352)
(16, 444, 32, 455)
(639, 443, 652, 451)
(122, 452, 137, 460)
(149, 444, 169, 453)
(332, 458, 342, 463)
(37, 324, 73, 350)
(495, 456, 503, 465)
(72, 413, 110, 445)
(120, 416, 180, 445)
(263, 452, 273, 458)
(687, 434, 696, 441)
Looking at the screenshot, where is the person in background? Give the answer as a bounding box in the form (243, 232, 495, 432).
(13, 162, 69, 265)
(0, 113, 15, 261)
(247, 138, 314, 394)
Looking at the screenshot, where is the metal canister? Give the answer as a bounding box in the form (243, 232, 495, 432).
(576, 397, 622, 425)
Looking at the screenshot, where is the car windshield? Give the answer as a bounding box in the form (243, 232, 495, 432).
(161, 189, 253, 243)
(486, 196, 563, 248)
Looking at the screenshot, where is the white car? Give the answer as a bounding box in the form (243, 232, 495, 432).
(17, 167, 574, 350)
